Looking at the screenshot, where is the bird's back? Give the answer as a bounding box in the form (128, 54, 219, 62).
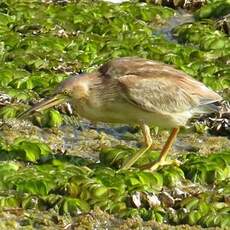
(98, 57, 222, 116)
(99, 57, 188, 79)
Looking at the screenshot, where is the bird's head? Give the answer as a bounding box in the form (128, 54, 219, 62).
(18, 75, 90, 119)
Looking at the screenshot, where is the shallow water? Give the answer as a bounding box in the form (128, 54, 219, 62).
(156, 10, 194, 41)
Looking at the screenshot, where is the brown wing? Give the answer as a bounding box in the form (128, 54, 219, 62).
(118, 74, 221, 114)
(99, 57, 183, 79)
(99, 57, 221, 114)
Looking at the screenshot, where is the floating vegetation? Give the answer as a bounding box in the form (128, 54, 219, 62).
(0, 0, 229, 228)
(195, 0, 230, 19)
(0, 138, 229, 228)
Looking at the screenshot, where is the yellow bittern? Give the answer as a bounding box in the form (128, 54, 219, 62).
(18, 57, 222, 170)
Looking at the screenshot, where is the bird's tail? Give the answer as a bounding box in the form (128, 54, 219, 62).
(193, 101, 222, 114)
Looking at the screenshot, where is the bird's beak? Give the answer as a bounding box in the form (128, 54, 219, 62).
(17, 94, 66, 119)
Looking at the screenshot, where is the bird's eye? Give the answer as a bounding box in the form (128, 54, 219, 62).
(63, 90, 69, 95)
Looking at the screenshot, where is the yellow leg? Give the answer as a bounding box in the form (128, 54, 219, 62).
(142, 123, 152, 147)
(121, 123, 152, 170)
(148, 127, 180, 171)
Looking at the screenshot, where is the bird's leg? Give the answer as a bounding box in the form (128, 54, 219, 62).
(121, 123, 152, 170)
(142, 123, 153, 147)
(145, 127, 180, 171)
(157, 127, 180, 162)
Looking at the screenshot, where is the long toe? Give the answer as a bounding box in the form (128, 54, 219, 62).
(140, 158, 181, 171)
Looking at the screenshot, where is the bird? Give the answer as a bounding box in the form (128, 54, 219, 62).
(18, 57, 222, 171)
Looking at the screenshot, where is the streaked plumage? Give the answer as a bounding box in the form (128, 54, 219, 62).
(19, 57, 222, 170)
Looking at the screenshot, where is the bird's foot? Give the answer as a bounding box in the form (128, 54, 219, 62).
(121, 145, 153, 170)
(140, 158, 181, 171)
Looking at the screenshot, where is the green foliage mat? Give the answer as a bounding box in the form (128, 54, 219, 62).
(0, 0, 229, 228)
(0, 139, 229, 228)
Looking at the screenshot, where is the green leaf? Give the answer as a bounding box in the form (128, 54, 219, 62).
(161, 166, 185, 187)
(188, 210, 202, 225)
(59, 197, 90, 215)
(11, 138, 51, 162)
(0, 195, 19, 208)
(46, 109, 63, 128)
(0, 13, 15, 25)
(16, 179, 55, 196)
(0, 105, 17, 119)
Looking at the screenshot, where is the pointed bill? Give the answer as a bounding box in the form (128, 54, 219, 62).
(17, 94, 66, 119)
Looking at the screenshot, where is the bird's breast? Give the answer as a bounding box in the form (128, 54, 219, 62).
(71, 96, 191, 128)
